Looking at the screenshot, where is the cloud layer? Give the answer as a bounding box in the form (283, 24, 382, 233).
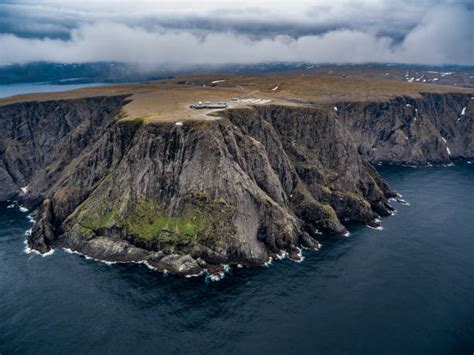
(0, 0, 472, 67)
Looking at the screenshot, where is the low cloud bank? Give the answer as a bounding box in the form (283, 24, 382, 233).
(0, 2, 472, 67)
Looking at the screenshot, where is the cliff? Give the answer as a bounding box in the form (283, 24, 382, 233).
(0, 91, 472, 276)
(336, 93, 473, 165)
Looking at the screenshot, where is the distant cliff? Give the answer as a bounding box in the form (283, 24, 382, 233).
(0, 92, 472, 275)
(336, 93, 472, 165)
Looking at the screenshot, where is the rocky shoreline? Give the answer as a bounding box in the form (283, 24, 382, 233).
(1, 92, 472, 277)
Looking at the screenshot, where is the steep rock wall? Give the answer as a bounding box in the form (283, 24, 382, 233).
(0, 92, 472, 274)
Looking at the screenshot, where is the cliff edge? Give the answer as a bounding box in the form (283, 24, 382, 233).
(1, 78, 472, 276)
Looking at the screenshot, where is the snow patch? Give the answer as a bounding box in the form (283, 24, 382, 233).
(272, 85, 279, 91)
(446, 146, 451, 155)
(211, 80, 225, 84)
(175, 121, 183, 126)
(21, 186, 28, 194)
(461, 107, 466, 115)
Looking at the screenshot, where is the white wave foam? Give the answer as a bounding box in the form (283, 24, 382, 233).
(206, 271, 225, 282)
(399, 199, 410, 206)
(19, 206, 29, 213)
(63, 247, 161, 268)
(291, 247, 305, 263)
(367, 224, 384, 231)
(276, 250, 288, 260)
(237, 264, 243, 268)
(7, 204, 15, 208)
(264, 257, 273, 267)
(301, 243, 321, 251)
(23, 235, 55, 257)
(185, 270, 205, 278)
(27, 215, 36, 223)
(138, 260, 158, 271)
(343, 231, 351, 237)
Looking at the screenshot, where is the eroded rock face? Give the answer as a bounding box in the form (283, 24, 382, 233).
(335, 93, 473, 165)
(1, 92, 472, 275)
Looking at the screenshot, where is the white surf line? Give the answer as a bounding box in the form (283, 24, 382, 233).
(367, 224, 384, 231)
(276, 250, 289, 260)
(63, 247, 159, 270)
(206, 271, 225, 282)
(264, 257, 273, 267)
(23, 231, 55, 257)
(291, 247, 305, 263)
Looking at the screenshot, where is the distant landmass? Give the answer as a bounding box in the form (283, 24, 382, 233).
(1, 62, 473, 87)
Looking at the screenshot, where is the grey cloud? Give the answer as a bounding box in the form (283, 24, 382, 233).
(0, 1, 472, 67)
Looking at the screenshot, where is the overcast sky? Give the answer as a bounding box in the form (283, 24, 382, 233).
(0, 0, 472, 68)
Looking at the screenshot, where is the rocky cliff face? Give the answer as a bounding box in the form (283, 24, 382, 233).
(0, 92, 472, 275)
(336, 93, 473, 165)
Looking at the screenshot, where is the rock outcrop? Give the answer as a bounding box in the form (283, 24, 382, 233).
(0, 92, 472, 275)
(335, 93, 473, 165)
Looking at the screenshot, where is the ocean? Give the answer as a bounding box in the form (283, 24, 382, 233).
(0, 163, 473, 354)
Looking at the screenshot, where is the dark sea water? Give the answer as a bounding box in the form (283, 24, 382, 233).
(1, 164, 473, 354)
(0, 82, 110, 99)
